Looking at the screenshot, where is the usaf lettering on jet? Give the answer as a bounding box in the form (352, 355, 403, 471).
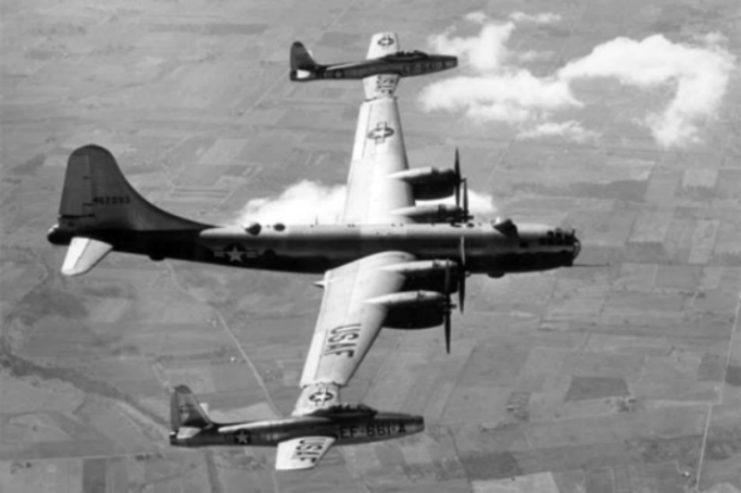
(292, 437, 328, 464)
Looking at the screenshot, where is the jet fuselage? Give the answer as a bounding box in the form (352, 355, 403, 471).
(292, 53, 458, 81)
(170, 409, 423, 448)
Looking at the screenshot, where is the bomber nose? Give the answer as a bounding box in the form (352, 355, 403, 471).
(571, 231, 581, 263)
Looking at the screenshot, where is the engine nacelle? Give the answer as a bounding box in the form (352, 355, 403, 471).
(383, 260, 460, 293)
(389, 167, 457, 200)
(392, 204, 464, 223)
(367, 290, 447, 329)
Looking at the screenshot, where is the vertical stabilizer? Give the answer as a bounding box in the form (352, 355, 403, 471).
(290, 42, 321, 80)
(171, 385, 213, 430)
(57, 145, 204, 231)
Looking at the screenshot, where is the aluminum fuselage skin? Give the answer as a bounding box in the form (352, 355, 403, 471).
(291, 53, 458, 81)
(170, 411, 423, 448)
(48, 221, 580, 275)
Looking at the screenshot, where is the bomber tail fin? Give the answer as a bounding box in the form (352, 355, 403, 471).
(290, 41, 320, 80)
(171, 385, 213, 430)
(47, 145, 210, 275)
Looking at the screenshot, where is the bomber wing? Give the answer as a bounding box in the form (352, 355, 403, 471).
(363, 32, 401, 100)
(342, 95, 413, 224)
(276, 436, 336, 471)
(293, 251, 413, 415)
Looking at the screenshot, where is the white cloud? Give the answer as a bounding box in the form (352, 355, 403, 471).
(422, 20, 579, 126)
(517, 120, 600, 142)
(429, 22, 515, 72)
(236, 180, 346, 224)
(558, 34, 735, 147)
(420, 72, 578, 124)
(235, 181, 497, 225)
(509, 12, 562, 24)
(420, 14, 736, 147)
(464, 11, 488, 24)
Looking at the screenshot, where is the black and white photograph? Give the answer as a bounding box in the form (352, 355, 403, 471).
(1, 0, 740, 491)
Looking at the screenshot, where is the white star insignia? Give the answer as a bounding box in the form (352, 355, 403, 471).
(225, 245, 244, 263)
(236, 430, 250, 444)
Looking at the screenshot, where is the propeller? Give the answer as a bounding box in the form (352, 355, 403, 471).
(453, 147, 461, 206)
(461, 178, 470, 222)
(443, 262, 452, 354)
(440, 239, 468, 354)
(458, 236, 466, 313)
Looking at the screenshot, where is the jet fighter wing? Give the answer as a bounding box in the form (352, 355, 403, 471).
(294, 251, 413, 415)
(276, 436, 336, 471)
(366, 32, 399, 59)
(364, 32, 401, 99)
(342, 96, 413, 224)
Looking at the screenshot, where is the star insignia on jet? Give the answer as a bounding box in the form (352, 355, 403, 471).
(366, 122, 394, 144)
(235, 430, 250, 444)
(378, 34, 394, 47)
(308, 389, 335, 404)
(225, 244, 245, 263)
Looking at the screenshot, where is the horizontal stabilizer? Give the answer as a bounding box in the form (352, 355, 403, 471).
(61, 236, 113, 276)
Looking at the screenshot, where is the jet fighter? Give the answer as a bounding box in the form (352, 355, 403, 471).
(170, 385, 423, 470)
(48, 33, 581, 466)
(289, 34, 457, 93)
(170, 385, 425, 470)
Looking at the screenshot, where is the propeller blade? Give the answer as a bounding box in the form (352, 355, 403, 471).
(444, 306, 451, 354)
(443, 260, 451, 296)
(454, 147, 461, 182)
(462, 178, 470, 221)
(459, 237, 466, 313)
(454, 148, 461, 207)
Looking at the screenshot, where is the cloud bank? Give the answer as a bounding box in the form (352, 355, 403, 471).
(420, 13, 735, 147)
(235, 181, 496, 225)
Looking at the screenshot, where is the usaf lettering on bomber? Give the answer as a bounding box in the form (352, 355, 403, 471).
(47, 32, 581, 470)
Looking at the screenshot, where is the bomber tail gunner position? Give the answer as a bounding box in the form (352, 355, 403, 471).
(169, 385, 423, 470)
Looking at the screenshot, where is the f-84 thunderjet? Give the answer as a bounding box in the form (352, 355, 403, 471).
(47, 33, 580, 468)
(170, 385, 423, 470)
(289, 35, 457, 92)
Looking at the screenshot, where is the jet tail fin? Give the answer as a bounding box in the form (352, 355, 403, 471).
(170, 385, 213, 430)
(61, 237, 113, 276)
(290, 41, 320, 80)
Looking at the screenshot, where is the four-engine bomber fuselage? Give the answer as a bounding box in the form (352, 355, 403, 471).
(48, 220, 580, 275)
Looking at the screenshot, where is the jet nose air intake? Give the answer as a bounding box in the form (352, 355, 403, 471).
(408, 415, 425, 434)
